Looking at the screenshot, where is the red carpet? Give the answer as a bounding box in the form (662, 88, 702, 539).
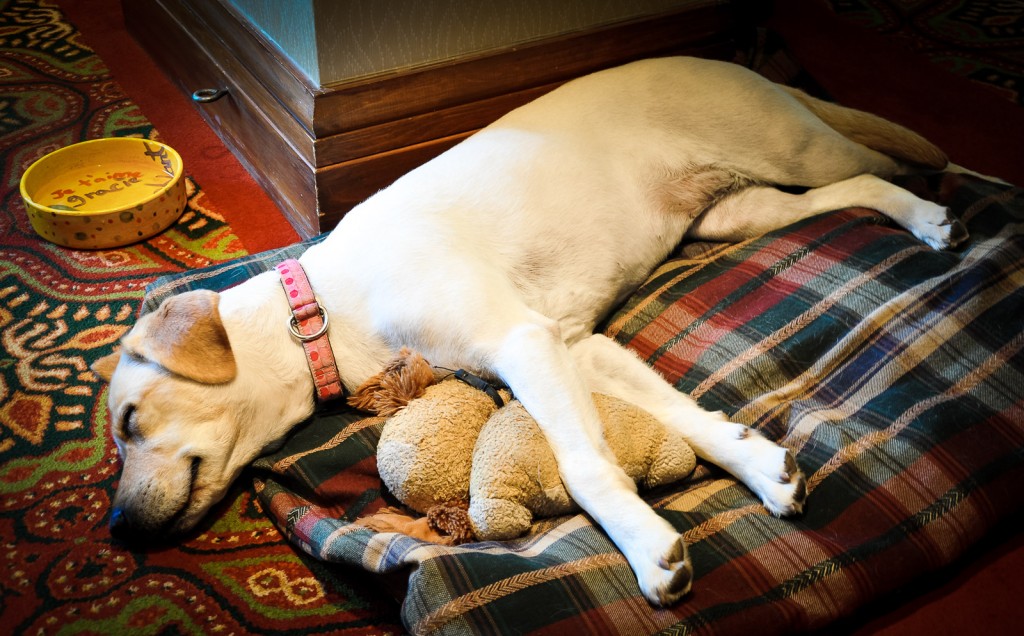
(1, 2, 401, 632)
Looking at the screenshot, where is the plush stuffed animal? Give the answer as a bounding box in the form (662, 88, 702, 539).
(350, 349, 696, 543)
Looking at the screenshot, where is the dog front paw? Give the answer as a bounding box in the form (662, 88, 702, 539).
(631, 532, 693, 607)
(757, 448, 808, 517)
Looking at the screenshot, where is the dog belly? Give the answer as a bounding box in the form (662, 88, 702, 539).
(503, 229, 676, 342)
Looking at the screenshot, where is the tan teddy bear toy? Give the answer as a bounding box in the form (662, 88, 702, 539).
(349, 349, 696, 543)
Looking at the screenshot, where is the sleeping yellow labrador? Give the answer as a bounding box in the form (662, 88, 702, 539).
(92, 56, 967, 606)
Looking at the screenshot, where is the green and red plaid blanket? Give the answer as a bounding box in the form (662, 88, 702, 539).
(146, 173, 1024, 635)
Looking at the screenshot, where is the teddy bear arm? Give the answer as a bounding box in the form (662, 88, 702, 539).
(378, 439, 470, 512)
(377, 380, 500, 512)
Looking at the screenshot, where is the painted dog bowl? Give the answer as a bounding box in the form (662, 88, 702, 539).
(20, 138, 186, 249)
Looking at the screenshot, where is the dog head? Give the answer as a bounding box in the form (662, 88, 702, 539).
(92, 289, 308, 541)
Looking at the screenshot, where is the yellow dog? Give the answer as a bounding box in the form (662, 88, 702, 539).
(93, 56, 966, 606)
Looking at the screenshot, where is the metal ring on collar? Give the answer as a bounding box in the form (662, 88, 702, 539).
(288, 307, 329, 342)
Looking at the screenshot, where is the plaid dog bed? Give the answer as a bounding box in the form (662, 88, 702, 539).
(146, 173, 1024, 635)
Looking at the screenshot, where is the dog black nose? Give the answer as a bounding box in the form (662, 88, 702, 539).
(109, 506, 174, 546)
(109, 506, 132, 540)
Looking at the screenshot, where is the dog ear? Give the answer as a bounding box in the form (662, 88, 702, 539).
(121, 289, 237, 384)
(91, 348, 121, 382)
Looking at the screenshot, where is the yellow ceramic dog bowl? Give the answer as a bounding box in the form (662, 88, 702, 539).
(20, 138, 186, 249)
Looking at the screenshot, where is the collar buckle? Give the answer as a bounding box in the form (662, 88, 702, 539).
(275, 258, 345, 402)
(287, 306, 329, 342)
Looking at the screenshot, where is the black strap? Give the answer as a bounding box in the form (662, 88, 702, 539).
(453, 369, 507, 408)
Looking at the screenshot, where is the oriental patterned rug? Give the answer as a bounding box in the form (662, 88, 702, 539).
(0, 0, 402, 633)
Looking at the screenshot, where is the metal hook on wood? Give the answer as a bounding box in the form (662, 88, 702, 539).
(191, 87, 227, 103)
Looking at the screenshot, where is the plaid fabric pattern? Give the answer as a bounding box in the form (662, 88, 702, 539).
(145, 173, 1024, 635)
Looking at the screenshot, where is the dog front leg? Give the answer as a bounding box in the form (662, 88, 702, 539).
(490, 321, 692, 606)
(570, 334, 807, 517)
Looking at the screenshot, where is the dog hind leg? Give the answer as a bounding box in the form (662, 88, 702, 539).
(488, 317, 692, 606)
(570, 334, 807, 516)
(687, 174, 968, 249)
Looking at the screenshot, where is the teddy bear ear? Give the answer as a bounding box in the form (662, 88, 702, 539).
(347, 348, 438, 415)
(375, 350, 436, 416)
(347, 371, 386, 412)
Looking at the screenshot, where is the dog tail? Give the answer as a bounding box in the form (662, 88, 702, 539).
(781, 86, 948, 170)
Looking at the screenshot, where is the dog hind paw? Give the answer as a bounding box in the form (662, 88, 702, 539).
(943, 214, 969, 248)
(911, 204, 969, 250)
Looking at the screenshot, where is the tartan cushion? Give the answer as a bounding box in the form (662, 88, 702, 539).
(145, 173, 1024, 635)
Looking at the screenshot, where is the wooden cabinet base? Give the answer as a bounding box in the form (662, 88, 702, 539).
(125, 0, 744, 237)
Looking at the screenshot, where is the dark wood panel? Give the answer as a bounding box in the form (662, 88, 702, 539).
(313, 83, 558, 167)
(193, 89, 318, 237)
(127, 0, 317, 163)
(310, 4, 737, 137)
(316, 133, 471, 229)
(157, 0, 318, 132)
(312, 36, 736, 170)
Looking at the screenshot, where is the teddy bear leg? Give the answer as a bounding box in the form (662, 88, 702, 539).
(469, 497, 534, 541)
(570, 334, 807, 518)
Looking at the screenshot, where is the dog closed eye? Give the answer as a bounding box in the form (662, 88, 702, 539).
(119, 405, 141, 442)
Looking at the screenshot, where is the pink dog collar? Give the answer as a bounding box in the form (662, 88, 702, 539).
(276, 258, 345, 402)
